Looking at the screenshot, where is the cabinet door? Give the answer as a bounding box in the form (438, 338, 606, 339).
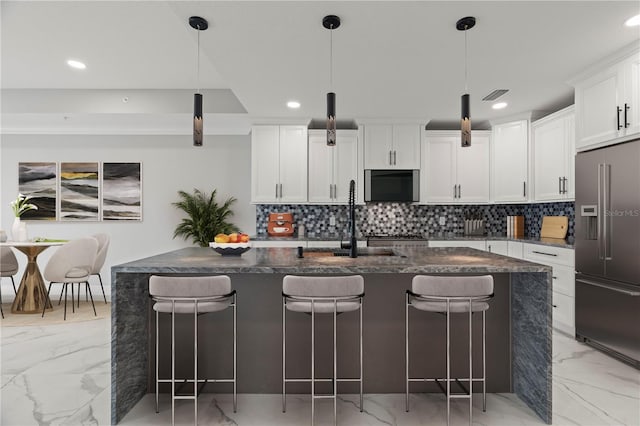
(533, 116, 567, 201)
(333, 131, 358, 203)
(422, 135, 456, 203)
(251, 125, 280, 203)
(492, 120, 528, 202)
(575, 65, 622, 150)
(392, 124, 421, 169)
(278, 126, 308, 203)
(507, 241, 524, 259)
(486, 240, 509, 255)
(622, 53, 640, 137)
(457, 134, 490, 203)
(364, 124, 393, 168)
(307, 132, 334, 203)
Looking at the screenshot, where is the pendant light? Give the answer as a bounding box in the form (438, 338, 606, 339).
(189, 16, 208, 147)
(323, 15, 340, 146)
(457, 16, 475, 147)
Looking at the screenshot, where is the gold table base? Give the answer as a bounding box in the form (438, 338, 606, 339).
(11, 245, 54, 314)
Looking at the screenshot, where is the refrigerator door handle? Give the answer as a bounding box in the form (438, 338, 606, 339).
(597, 164, 603, 260)
(577, 278, 640, 296)
(604, 163, 612, 260)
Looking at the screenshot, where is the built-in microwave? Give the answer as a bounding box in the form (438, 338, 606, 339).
(364, 169, 419, 202)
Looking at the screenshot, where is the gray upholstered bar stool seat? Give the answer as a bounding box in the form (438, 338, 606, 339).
(149, 275, 237, 426)
(282, 275, 365, 426)
(406, 275, 494, 426)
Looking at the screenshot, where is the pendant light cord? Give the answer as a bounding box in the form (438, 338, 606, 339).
(196, 24, 201, 94)
(329, 23, 334, 90)
(464, 24, 468, 92)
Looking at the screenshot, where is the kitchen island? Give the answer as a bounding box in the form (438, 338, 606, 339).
(111, 246, 552, 424)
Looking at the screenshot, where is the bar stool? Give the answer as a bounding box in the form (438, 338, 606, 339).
(282, 275, 365, 425)
(405, 275, 494, 426)
(149, 275, 237, 426)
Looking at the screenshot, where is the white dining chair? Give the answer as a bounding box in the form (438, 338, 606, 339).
(0, 247, 19, 318)
(42, 237, 98, 320)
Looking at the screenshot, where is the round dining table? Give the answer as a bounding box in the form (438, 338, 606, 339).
(0, 241, 65, 314)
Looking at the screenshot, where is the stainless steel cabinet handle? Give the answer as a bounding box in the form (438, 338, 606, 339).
(523, 181, 526, 197)
(333, 184, 337, 199)
(458, 185, 461, 199)
(276, 183, 279, 198)
(577, 278, 640, 296)
(389, 150, 393, 165)
(617, 106, 622, 130)
(279, 183, 283, 198)
(562, 177, 567, 194)
(624, 103, 630, 128)
(532, 250, 557, 257)
(393, 150, 397, 165)
(559, 176, 562, 194)
(453, 185, 457, 199)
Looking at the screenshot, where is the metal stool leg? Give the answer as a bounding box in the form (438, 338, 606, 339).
(468, 301, 473, 426)
(155, 309, 159, 413)
(311, 300, 315, 426)
(194, 301, 198, 425)
(282, 296, 286, 413)
(233, 292, 237, 413)
(171, 303, 176, 426)
(11, 276, 17, 294)
(405, 293, 409, 412)
(360, 299, 363, 413)
(446, 302, 451, 426)
(333, 301, 337, 426)
(97, 273, 107, 303)
(483, 310, 487, 412)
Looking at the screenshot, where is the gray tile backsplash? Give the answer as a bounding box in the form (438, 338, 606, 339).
(256, 202, 575, 239)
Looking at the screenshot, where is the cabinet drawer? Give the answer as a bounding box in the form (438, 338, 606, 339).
(552, 291, 575, 336)
(486, 240, 508, 255)
(523, 244, 574, 267)
(552, 265, 575, 297)
(507, 241, 524, 259)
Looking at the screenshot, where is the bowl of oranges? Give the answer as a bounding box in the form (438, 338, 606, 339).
(209, 233, 251, 256)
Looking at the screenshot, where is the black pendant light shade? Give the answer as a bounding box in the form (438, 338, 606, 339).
(461, 93, 471, 147)
(190, 16, 208, 147)
(327, 92, 336, 146)
(324, 15, 340, 146)
(193, 93, 203, 147)
(457, 16, 475, 147)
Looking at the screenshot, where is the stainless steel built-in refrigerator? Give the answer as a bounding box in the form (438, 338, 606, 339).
(575, 139, 640, 368)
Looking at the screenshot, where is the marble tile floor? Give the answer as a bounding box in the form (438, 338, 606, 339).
(1, 315, 638, 426)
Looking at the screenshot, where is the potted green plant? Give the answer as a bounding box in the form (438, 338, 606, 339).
(172, 188, 239, 247)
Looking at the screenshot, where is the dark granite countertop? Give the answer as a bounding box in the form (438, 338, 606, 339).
(113, 246, 551, 275)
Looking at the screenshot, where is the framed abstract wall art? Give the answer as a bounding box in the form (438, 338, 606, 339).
(18, 162, 57, 220)
(60, 162, 100, 221)
(101, 162, 142, 220)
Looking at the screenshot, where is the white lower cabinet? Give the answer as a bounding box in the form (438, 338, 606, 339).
(522, 243, 575, 336)
(507, 241, 524, 259)
(486, 240, 508, 255)
(428, 240, 486, 250)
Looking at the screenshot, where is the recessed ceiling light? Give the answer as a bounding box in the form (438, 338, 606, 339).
(287, 101, 301, 109)
(67, 59, 86, 69)
(625, 14, 640, 27)
(492, 102, 508, 110)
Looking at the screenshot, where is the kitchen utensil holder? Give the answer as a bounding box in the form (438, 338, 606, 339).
(464, 219, 484, 236)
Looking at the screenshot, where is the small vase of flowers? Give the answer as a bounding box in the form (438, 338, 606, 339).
(10, 193, 37, 241)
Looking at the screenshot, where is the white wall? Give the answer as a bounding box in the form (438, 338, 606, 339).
(0, 134, 254, 300)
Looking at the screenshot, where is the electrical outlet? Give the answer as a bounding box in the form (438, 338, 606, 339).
(439, 216, 446, 226)
(329, 215, 336, 226)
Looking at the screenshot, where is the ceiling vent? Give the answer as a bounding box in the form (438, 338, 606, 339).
(482, 89, 509, 101)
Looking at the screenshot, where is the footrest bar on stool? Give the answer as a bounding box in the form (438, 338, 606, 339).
(454, 378, 470, 395)
(312, 395, 337, 400)
(434, 378, 472, 397)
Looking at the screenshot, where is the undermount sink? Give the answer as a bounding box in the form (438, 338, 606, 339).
(302, 247, 398, 258)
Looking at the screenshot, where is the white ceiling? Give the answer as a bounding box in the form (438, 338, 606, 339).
(2, 1, 639, 133)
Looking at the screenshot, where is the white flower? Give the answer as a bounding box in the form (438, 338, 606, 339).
(10, 194, 38, 217)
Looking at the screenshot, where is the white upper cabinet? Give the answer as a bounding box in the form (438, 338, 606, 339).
(491, 120, 528, 203)
(573, 44, 640, 151)
(308, 130, 358, 204)
(363, 124, 421, 169)
(251, 125, 308, 203)
(532, 106, 575, 201)
(421, 131, 490, 204)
